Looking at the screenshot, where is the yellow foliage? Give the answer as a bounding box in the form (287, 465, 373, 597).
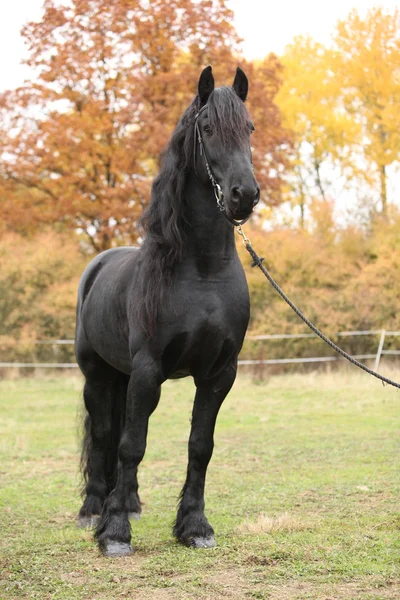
(276, 8, 400, 219)
(333, 7, 400, 213)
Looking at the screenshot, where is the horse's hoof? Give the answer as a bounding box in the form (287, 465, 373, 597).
(129, 512, 141, 521)
(77, 515, 100, 528)
(187, 535, 216, 549)
(101, 541, 134, 557)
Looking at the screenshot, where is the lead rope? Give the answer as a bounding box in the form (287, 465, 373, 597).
(236, 225, 400, 390)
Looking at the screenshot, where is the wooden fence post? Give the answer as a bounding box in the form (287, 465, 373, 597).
(374, 330, 386, 371)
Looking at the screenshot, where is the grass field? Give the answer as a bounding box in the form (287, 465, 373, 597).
(1, 371, 400, 599)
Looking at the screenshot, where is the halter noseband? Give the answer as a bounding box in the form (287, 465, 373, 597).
(194, 105, 251, 227)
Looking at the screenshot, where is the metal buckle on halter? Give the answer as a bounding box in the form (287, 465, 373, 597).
(214, 183, 224, 210)
(197, 132, 203, 155)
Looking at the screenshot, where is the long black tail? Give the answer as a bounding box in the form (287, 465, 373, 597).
(80, 374, 129, 495)
(80, 412, 92, 493)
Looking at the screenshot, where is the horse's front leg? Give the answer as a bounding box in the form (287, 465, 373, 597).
(95, 357, 162, 557)
(174, 363, 237, 548)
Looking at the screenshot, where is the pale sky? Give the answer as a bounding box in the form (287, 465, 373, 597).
(0, 0, 398, 92)
(229, 0, 399, 58)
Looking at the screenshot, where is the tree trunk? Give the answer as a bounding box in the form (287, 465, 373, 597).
(380, 164, 387, 217)
(314, 159, 326, 202)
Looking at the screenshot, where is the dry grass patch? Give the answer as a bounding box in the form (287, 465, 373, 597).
(264, 580, 400, 600)
(238, 512, 309, 535)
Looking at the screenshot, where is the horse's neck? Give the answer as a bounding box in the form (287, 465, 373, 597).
(183, 174, 236, 266)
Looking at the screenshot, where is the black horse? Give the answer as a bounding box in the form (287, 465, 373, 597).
(75, 66, 259, 556)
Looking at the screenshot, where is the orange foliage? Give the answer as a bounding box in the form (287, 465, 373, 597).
(0, 231, 88, 342)
(0, 0, 290, 250)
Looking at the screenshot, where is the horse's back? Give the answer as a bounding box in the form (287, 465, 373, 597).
(77, 246, 139, 306)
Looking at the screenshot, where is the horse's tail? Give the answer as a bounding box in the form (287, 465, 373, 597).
(80, 411, 93, 494)
(80, 374, 128, 495)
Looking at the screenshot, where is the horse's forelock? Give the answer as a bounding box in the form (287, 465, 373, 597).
(207, 86, 250, 149)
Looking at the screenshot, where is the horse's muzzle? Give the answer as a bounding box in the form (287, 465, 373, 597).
(228, 184, 260, 219)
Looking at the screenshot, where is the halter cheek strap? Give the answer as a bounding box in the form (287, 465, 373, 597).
(194, 105, 251, 227)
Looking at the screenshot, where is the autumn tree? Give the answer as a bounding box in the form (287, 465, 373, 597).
(0, 0, 290, 250)
(332, 7, 400, 217)
(276, 36, 358, 227)
(245, 55, 292, 213)
(0, 0, 240, 250)
(276, 9, 400, 227)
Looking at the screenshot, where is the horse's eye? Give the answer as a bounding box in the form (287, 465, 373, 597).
(204, 124, 213, 136)
(250, 123, 255, 134)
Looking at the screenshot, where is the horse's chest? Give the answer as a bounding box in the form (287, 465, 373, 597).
(178, 282, 248, 333)
(160, 281, 249, 380)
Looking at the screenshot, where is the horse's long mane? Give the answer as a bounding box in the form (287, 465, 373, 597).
(135, 86, 250, 335)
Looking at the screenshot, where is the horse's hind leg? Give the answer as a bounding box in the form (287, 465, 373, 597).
(78, 364, 118, 527)
(95, 356, 162, 556)
(174, 364, 237, 548)
(78, 352, 141, 528)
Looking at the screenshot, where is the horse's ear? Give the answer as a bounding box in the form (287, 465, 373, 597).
(232, 67, 248, 102)
(198, 66, 215, 106)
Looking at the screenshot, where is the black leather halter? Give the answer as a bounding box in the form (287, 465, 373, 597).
(194, 105, 251, 227)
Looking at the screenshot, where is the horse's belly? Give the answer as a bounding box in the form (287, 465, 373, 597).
(80, 302, 132, 374)
(79, 284, 132, 374)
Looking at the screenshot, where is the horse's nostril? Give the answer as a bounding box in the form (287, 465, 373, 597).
(231, 186, 243, 203)
(253, 188, 260, 207)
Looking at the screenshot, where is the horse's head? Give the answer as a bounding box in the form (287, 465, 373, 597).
(194, 66, 260, 225)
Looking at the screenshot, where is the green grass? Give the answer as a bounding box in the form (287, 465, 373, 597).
(1, 371, 400, 599)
